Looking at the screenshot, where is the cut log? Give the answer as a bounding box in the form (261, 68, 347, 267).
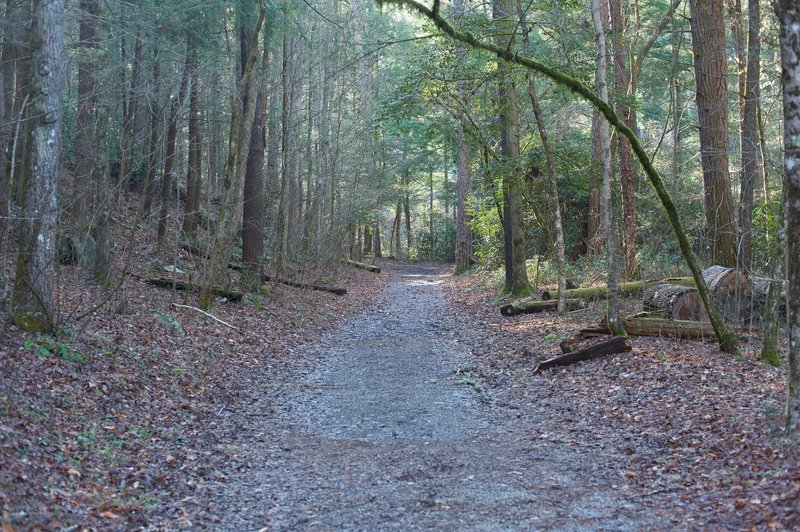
(500, 297, 588, 317)
(345, 259, 381, 273)
(702, 265, 751, 323)
(147, 277, 243, 302)
(534, 336, 632, 373)
(540, 280, 648, 301)
(642, 283, 707, 320)
(262, 275, 347, 295)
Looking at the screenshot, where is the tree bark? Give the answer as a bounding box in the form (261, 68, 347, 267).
(241, 18, 269, 280)
(591, 0, 624, 336)
(71, 0, 99, 264)
(199, 6, 264, 309)
(609, 0, 639, 280)
(738, 0, 762, 272)
(156, 52, 191, 253)
(182, 43, 202, 240)
(688, 0, 737, 267)
(494, 0, 531, 297)
(11, 0, 65, 332)
(775, 0, 800, 435)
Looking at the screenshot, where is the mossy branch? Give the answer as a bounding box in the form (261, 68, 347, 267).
(378, 0, 737, 354)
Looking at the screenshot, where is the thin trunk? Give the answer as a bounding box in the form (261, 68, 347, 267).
(429, 167, 434, 259)
(141, 45, 161, 216)
(591, 0, 623, 335)
(517, 0, 566, 313)
(3, 0, 31, 206)
(453, 0, 473, 273)
(182, 44, 202, 239)
(156, 52, 191, 253)
(71, 0, 99, 264)
(119, 29, 142, 195)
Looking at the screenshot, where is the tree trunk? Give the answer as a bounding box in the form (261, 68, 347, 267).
(494, 0, 531, 297)
(182, 43, 202, 240)
(688, 0, 737, 267)
(141, 45, 161, 216)
(156, 52, 191, 253)
(609, 0, 639, 280)
(591, 0, 624, 335)
(119, 29, 142, 195)
(373, 218, 382, 258)
(241, 19, 269, 280)
(2, 0, 31, 207)
(452, 0, 473, 273)
(775, 0, 800, 437)
(199, 6, 264, 309)
(738, 0, 762, 272)
(517, 3, 566, 313)
(71, 0, 99, 265)
(11, 0, 65, 332)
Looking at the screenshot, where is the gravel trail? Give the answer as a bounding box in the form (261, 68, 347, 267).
(209, 263, 674, 530)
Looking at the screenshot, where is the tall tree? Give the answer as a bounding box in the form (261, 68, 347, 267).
(517, 0, 566, 313)
(11, 0, 66, 332)
(241, 12, 269, 279)
(453, 0, 473, 273)
(688, 0, 737, 267)
(775, 0, 800, 436)
(737, 0, 762, 271)
(181, 42, 202, 239)
(494, 0, 531, 297)
(591, 0, 623, 334)
(609, 0, 639, 279)
(71, 0, 100, 264)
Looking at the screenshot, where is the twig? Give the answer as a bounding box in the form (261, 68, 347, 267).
(171, 303, 242, 334)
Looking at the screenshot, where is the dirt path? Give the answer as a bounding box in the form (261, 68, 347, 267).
(192, 264, 680, 529)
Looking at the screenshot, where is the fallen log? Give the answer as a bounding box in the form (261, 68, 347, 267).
(581, 314, 753, 341)
(642, 283, 707, 320)
(702, 265, 751, 324)
(534, 336, 632, 373)
(262, 275, 347, 295)
(147, 277, 243, 302)
(345, 259, 381, 273)
(540, 280, 648, 301)
(500, 297, 588, 317)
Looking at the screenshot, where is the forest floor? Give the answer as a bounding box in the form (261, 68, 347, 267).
(2, 245, 800, 528)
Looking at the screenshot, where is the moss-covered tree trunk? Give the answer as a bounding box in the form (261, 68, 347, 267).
(12, 0, 65, 332)
(493, 0, 530, 297)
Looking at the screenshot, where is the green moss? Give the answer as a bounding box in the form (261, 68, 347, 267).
(760, 344, 782, 367)
(11, 311, 50, 333)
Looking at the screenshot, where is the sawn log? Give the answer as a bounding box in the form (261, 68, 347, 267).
(540, 280, 649, 301)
